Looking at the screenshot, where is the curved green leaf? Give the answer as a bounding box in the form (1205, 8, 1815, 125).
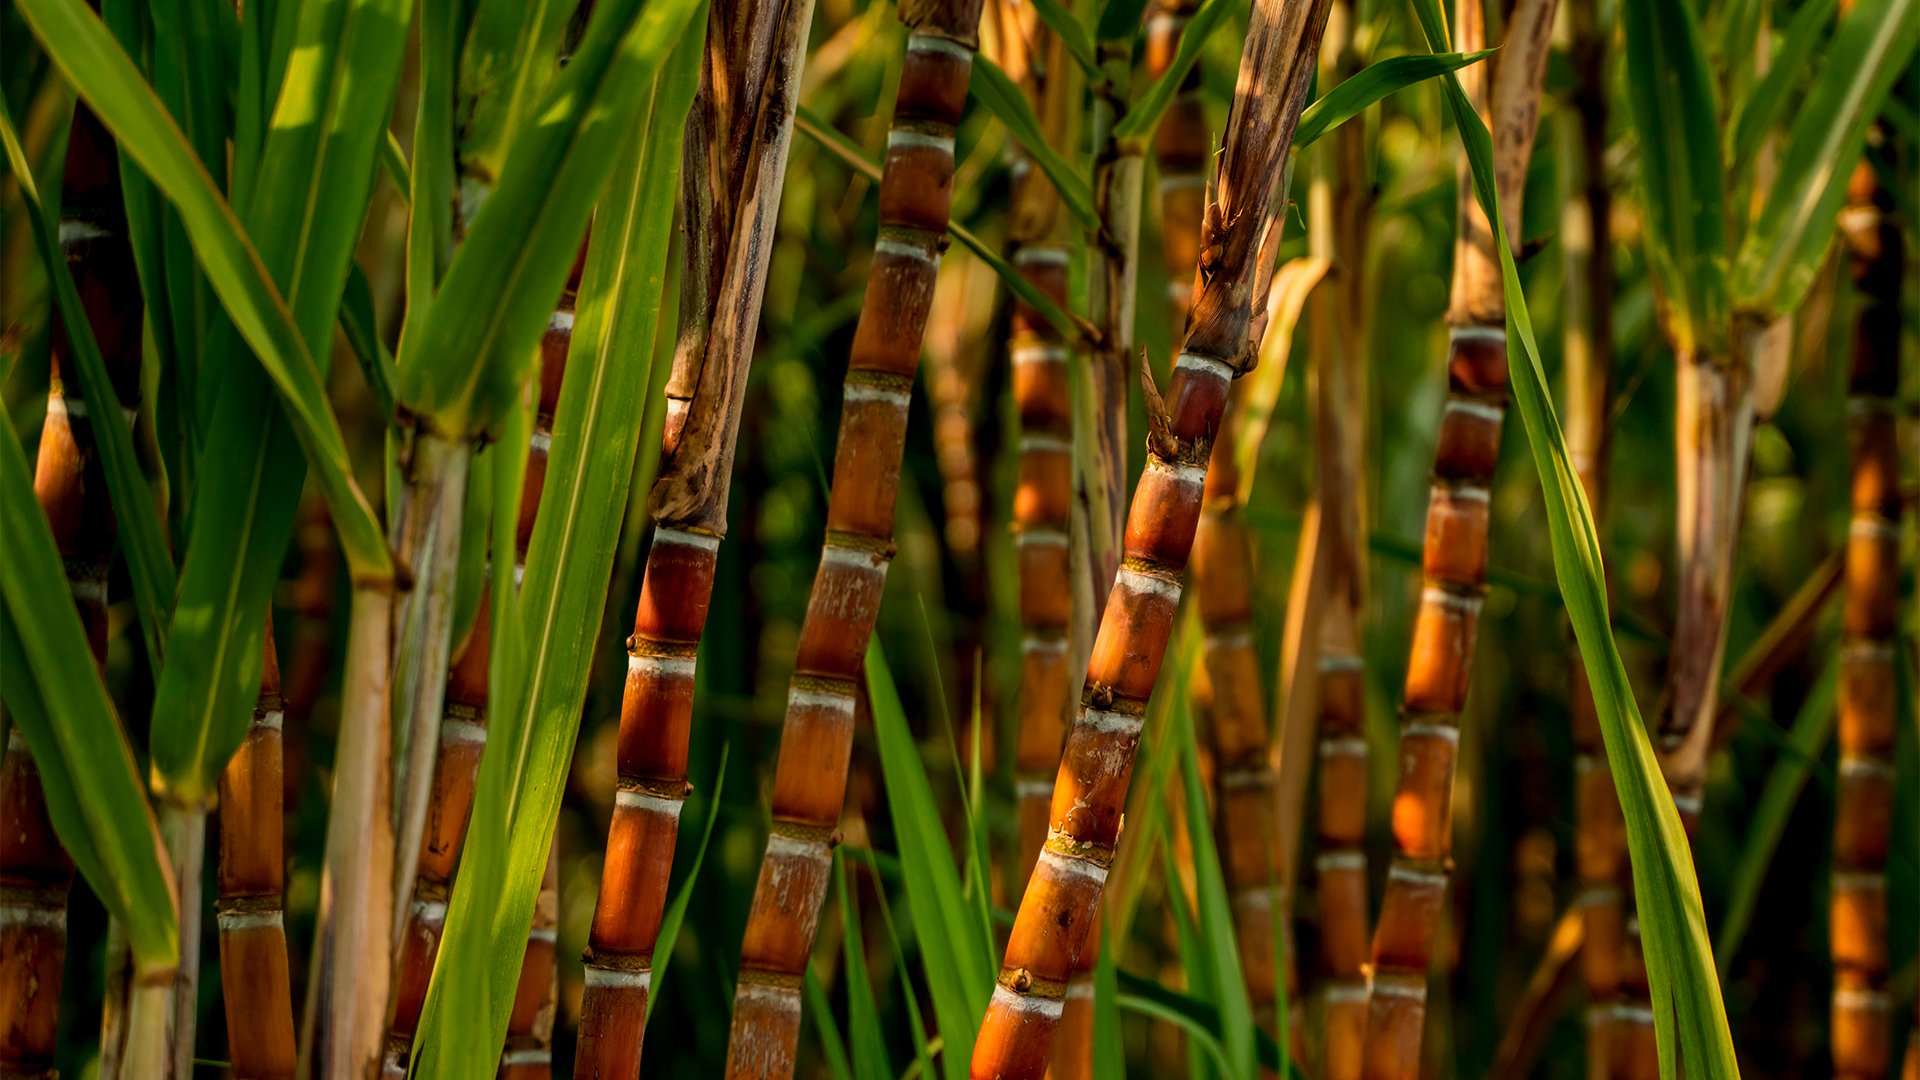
(1294, 50, 1495, 149)
(1030, 0, 1098, 76)
(1111, 0, 1234, 148)
(0, 410, 176, 978)
(412, 8, 702, 1067)
(1410, 0, 1741, 1075)
(1726, 0, 1837, 178)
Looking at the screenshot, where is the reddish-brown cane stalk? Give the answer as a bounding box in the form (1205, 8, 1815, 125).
(1559, 1, 1623, 1074)
(0, 100, 142, 1080)
(574, 4, 816, 1074)
(384, 299, 574, 1079)
(1830, 154, 1903, 1080)
(217, 628, 299, 1079)
(1362, 1, 1554, 1075)
(1301, 6, 1372, 1075)
(720, 5, 982, 1075)
(971, 2, 1329, 1074)
(500, 844, 561, 1079)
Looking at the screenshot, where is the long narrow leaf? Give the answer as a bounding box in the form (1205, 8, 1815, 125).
(0, 99, 174, 670)
(1409, 1, 1741, 1075)
(867, 641, 995, 1080)
(411, 9, 702, 1067)
(1294, 51, 1494, 149)
(1176, 682, 1254, 1077)
(969, 55, 1098, 228)
(1110, 0, 1234, 148)
(1726, 0, 1838, 176)
(0, 410, 176, 977)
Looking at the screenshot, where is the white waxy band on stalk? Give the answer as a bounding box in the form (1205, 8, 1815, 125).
(1015, 777, 1054, 797)
(843, 383, 914, 409)
(1118, 567, 1182, 603)
(1206, 629, 1253, 652)
(907, 33, 973, 61)
(0, 907, 66, 930)
(441, 719, 487, 745)
(1832, 871, 1886, 892)
(1850, 516, 1900, 541)
(1324, 982, 1371, 1005)
(252, 709, 285, 733)
(1402, 721, 1460, 744)
(629, 653, 698, 679)
(1148, 456, 1207, 488)
(59, 220, 110, 245)
(1421, 586, 1482, 614)
(1841, 640, 1895, 663)
(1389, 864, 1447, 889)
(768, 832, 830, 860)
(413, 899, 448, 921)
(527, 927, 559, 944)
(548, 310, 575, 334)
(655, 527, 721, 552)
(887, 129, 956, 156)
(1219, 766, 1272, 790)
(1022, 636, 1068, 655)
(1449, 325, 1507, 346)
(1014, 246, 1071, 268)
(69, 577, 108, 604)
(1444, 397, 1506, 425)
(1040, 847, 1109, 886)
(1079, 708, 1144, 738)
(1436, 483, 1490, 503)
(501, 1050, 553, 1066)
(1066, 979, 1095, 999)
(1320, 653, 1364, 673)
(991, 984, 1065, 1019)
(1834, 988, 1891, 1010)
(217, 910, 284, 932)
(1373, 975, 1428, 1001)
(1020, 433, 1073, 455)
(1012, 344, 1069, 365)
(874, 237, 938, 265)
(1319, 736, 1368, 758)
(1175, 351, 1235, 382)
(823, 543, 889, 572)
(1016, 529, 1069, 548)
(1839, 756, 1895, 780)
(584, 966, 652, 991)
(616, 790, 685, 818)
(528, 430, 552, 454)
(1670, 791, 1703, 816)
(1317, 851, 1366, 872)
(1614, 1004, 1656, 1024)
(789, 686, 856, 715)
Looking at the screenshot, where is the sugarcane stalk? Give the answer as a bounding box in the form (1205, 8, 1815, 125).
(218, 628, 298, 1080)
(500, 843, 561, 1079)
(1559, 1, 1622, 1074)
(0, 98, 143, 1080)
(384, 302, 573, 1078)
(573, 4, 817, 1075)
(1830, 151, 1902, 1080)
(1303, 8, 1372, 1072)
(972, 3, 1329, 1074)
(1003, 15, 1082, 900)
(1363, 2, 1554, 1075)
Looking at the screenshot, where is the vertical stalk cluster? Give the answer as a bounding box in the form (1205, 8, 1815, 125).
(0, 101, 142, 1080)
(972, 3, 1328, 1074)
(574, 4, 817, 1075)
(217, 628, 298, 1078)
(1830, 154, 1902, 1080)
(1559, 1, 1623, 1075)
(1304, 6, 1372, 1074)
(1363, 2, 1553, 1076)
(385, 294, 576, 1078)
(722, 5, 979, 1075)
(1147, 0, 1207, 329)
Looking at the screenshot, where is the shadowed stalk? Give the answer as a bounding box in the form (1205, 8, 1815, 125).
(218, 628, 298, 1079)
(1303, 5, 1373, 1075)
(0, 101, 143, 1079)
(573, 3, 817, 1074)
(1558, 1, 1624, 1075)
(1363, 1, 1554, 1075)
(500, 843, 561, 1078)
(385, 307, 574, 1078)
(971, 1, 1330, 1073)
(721, 2, 979, 1073)
(1830, 152, 1902, 1080)
(1002, 15, 1081, 902)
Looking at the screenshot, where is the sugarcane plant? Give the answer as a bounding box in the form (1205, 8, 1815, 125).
(3, 0, 1917, 1075)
